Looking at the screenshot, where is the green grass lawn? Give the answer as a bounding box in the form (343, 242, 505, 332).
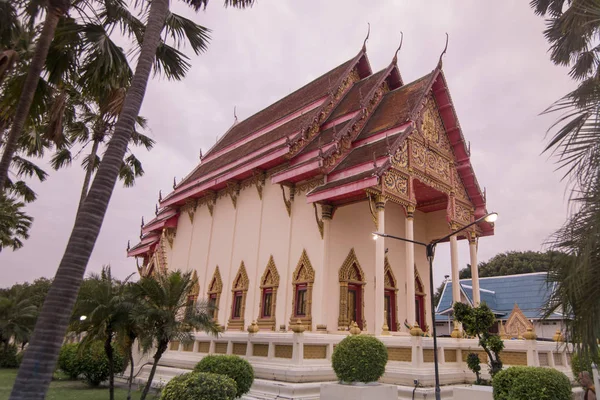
(0, 369, 147, 400)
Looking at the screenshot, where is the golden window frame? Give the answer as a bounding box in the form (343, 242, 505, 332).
(227, 261, 249, 331)
(257, 256, 280, 331)
(289, 249, 315, 330)
(207, 266, 223, 322)
(384, 257, 400, 331)
(337, 248, 366, 330)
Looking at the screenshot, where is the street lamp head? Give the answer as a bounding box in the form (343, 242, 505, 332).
(484, 212, 498, 223)
(80, 315, 87, 321)
(372, 233, 379, 240)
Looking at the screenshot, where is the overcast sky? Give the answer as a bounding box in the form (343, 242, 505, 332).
(1, 0, 575, 289)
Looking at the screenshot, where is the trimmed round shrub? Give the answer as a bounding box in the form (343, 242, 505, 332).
(160, 372, 237, 400)
(0, 344, 19, 368)
(78, 341, 126, 387)
(493, 366, 571, 400)
(58, 343, 82, 379)
(194, 355, 254, 398)
(331, 335, 388, 383)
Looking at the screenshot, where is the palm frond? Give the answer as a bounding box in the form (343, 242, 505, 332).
(163, 12, 211, 55)
(82, 152, 101, 173)
(0, 195, 33, 251)
(8, 180, 37, 203)
(154, 42, 191, 81)
(50, 148, 73, 170)
(11, 156, 48, 181)
(223, 0, 255, 9)
(130, 130, 155, 150)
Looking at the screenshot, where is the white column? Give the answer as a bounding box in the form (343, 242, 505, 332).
(405, 205, 416, 326)
(450, 232, 460, 307)
(318, 204, 333, 329)
(375, 195, 386, 335)
(469, 233, 480, 306)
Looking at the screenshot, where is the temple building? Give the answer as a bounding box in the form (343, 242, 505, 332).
(127, 40, 495, 337)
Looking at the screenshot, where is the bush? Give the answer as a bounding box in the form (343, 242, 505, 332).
(571, 351, 599, 379)
(79, 341, 126, 386)
(467, 352, 482, 383)
(331, 335, 388, 383)
(194, 355, 254, 398)
(0, 344, 19, 368)
(58, 343, 82, 379)
(161, 372, 237, 400)
(493, 366, 571, 400)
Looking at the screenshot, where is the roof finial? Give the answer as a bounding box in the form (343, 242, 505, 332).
(372, 152, 377, 168)
(392, 32, 404, 64)
(127, 240, 130, 251)
(141, 216, 145, 227)
(158, 190, 162, 202)
(173, 176, 177, 189)
(155, 204, 159, 216)
(199, 148, 203, 160)
(234, 106, 238, 123)
(362, 23, 370, 52)
(437, 33, 449, 68)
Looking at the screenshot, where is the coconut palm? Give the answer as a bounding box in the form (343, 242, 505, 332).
(133, 270, 219, 400)
(531, 0, 600, 358)
(71, 267, 132, 400)
(10, 2, 253, 398)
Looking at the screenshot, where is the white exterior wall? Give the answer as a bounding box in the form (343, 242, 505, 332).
(255, 182, 292, 330)
(328, 201, 377, 332)
(163, 180, 451, 333)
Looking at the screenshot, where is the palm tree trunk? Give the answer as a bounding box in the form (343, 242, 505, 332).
(127, 342, 135, 400)
(140, 341, 167, 400)
(0, 8, 62, 189)
(8, 0, 170, 398)
(104, 331, 115, 400)
(77, 138, 100, 214)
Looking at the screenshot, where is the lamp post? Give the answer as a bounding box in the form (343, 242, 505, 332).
(373, 211, 498, 400)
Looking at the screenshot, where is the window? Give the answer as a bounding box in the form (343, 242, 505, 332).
(208, 293, 218, 319)
(261, 288, 273, 318)
(295, 284, 307, 316)
(232, 291, 243, 319)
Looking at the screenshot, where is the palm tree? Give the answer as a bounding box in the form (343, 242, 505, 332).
(0, 0, 71, 189)
(0, 288, 37, 350)
(133, 270, 219, 400)
(71, 267, 132, 400)
(531, 0, 600, 358)
(0, 195, 32, 251)
(10, 2, 254, 398)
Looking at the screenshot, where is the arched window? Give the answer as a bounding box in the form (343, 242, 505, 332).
(257, 256, 280, 331)
(384, 257, 399, 332)
(187, 270, 200, 312)
(415, 267, 427, 331)
(290, 250, 315, 330)
(207, 266, 223, 321)
(338, 249, 366, 330)
(227, 262, 249, 331)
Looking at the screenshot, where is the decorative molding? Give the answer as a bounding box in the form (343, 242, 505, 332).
(280, 185, 295, 217)
(190, 270, 200, 298)
(290, 250, 315, 330)
(312, 203, 324, 239)
(383, 169, 409, 199)
(504, 304, 534, 339)
(182, 199, 198, 223)
(338, 248, 366, 331)
(241, 171, 266, 200)
(321, 204, 334, 220)
(198, 191, 217, 217)
(295, 177, 324, 196)
(366, 192, 379, 230)
(163, 227, 176, 249)
(225, 182, 240, 209)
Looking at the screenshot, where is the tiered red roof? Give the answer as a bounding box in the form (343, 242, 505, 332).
(128, 44, 492, 258)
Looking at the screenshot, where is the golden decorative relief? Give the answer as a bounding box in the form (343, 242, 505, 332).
(425, 150, 450, 182)
(207, 266, 223, 321)
(228, 261, 249, 331)
(232, 261, 249, 291)
(280, 185, 294, 216)
(312, 203, 324, 239)
(411, 141, 427, 170)
(182, 199, 198, 223)
(391, 139, 408, 168)
(384, 257, 397, 290)
(295, 177, 324, 195)
(290, 250, 315, 330)
(421, 97, 452, 156)
(504, 304, 534, 339)
(454, 202, 472, 225)
(190, 270, 200, 297)
(163, 227, 176, 249)
(383, 170, 408, 198)
(257, 256, 279, 331)
(198, 192, 216, 217)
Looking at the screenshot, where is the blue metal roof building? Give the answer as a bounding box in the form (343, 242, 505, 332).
(435, 272, 562, 322)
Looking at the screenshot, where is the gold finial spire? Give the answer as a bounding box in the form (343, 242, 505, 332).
(437, 33, 449, 68)
(392, 32, 404, 64)
(362, 23, 370, 52)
